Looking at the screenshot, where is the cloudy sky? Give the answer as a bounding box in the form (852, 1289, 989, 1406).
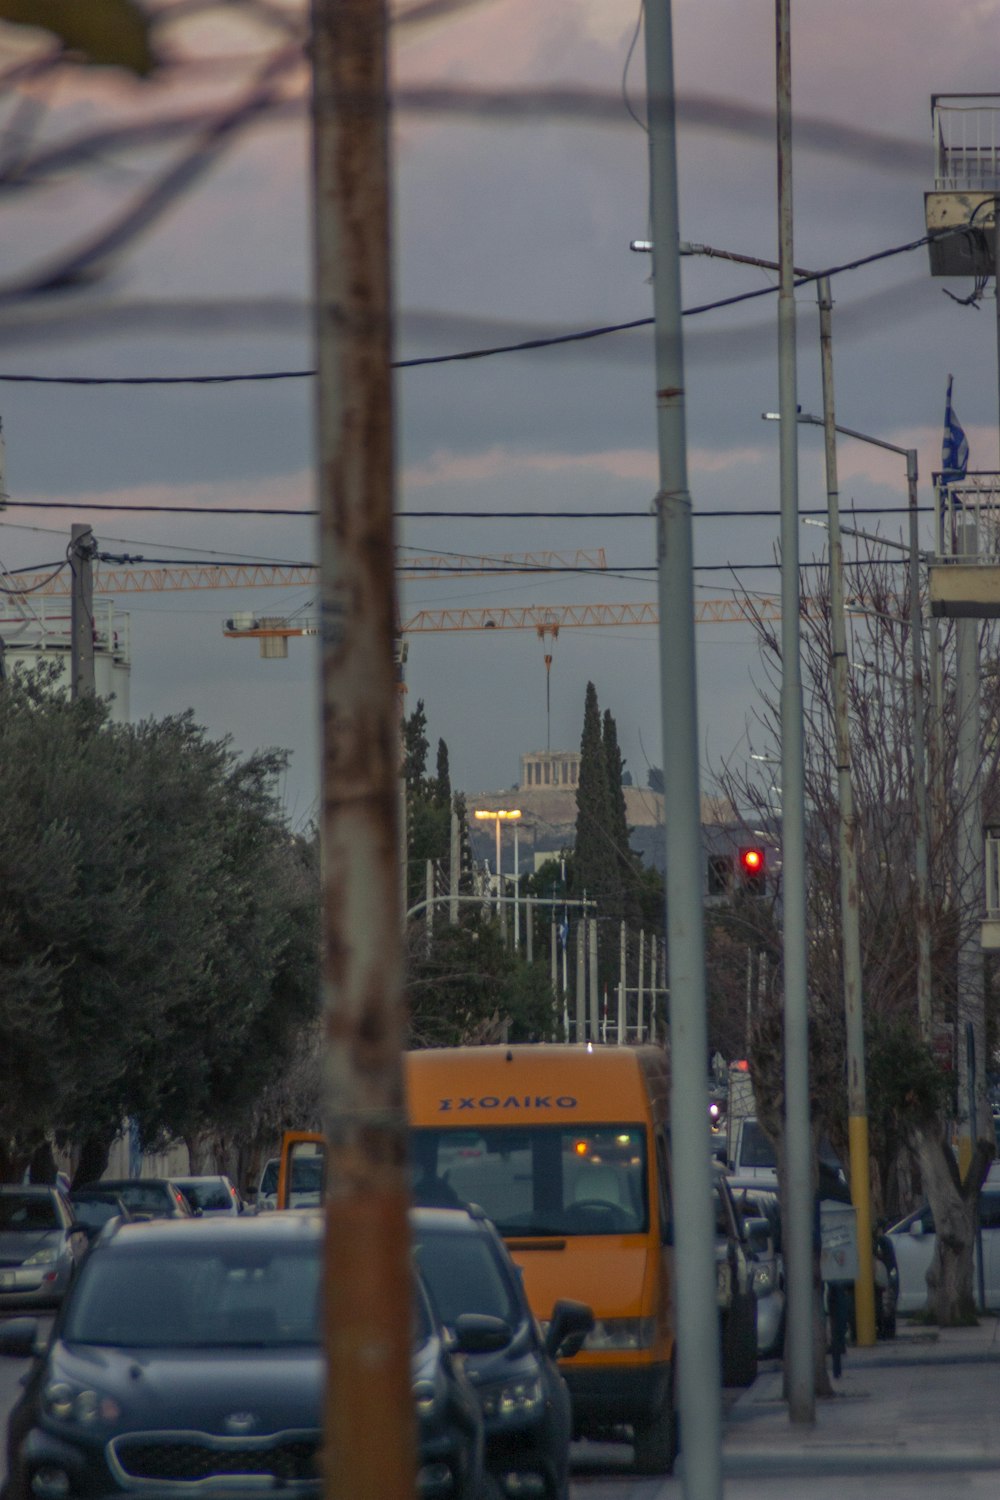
(0, 0, 997, 828)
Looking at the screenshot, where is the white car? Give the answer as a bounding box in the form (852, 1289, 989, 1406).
(887, 1182, 1000, 1313)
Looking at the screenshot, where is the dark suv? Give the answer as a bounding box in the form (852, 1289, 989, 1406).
(0, 1215, 486, 1500)
(412, 1205, 593, 1500)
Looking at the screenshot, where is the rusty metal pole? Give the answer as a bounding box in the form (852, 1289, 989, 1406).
(310, 1, 415, 1497)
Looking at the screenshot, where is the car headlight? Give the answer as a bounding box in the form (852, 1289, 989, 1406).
(23, 1247, 61, 1268)
(751, 1262, 776, 1297)
(479, 1377, 543, 1420)
(581, 1317, 656, 1351)
(43, 1381, 120, 1426)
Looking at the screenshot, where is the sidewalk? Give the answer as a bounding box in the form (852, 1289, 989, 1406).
(720, 1314, 1000, 1487)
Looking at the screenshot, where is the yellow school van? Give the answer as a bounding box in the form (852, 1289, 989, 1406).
(407, 1044, 679, 1474)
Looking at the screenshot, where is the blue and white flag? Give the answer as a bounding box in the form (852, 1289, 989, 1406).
(942, 374, 969, 481)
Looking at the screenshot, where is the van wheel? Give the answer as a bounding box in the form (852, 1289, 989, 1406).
(632, 1366, 677, 1475)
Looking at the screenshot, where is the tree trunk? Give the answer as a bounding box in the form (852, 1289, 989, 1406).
(27, 1141, 57, 1184)
(184, 1132, 217, 1175)
(72, 1132, 114, 1188)
(914, 1127, 992, 1326)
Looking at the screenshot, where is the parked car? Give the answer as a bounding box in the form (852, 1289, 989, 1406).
(0, 1215, 486, 1500)
(172, 1175, 243, 1216)
(66, 1190, 134, 1245)
(726, 1179, 785, 1357)
(78, 1178, 194, 1221)
(0, 1185, 89, 1311)
(713, 1170, 758, 1387)
(887, 1185, 1000, 1313)
(412, 1205, 592, 1500)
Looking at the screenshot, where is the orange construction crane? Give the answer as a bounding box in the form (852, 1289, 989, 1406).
(13, 548, 609, 597)
(220, 598, 784, 642)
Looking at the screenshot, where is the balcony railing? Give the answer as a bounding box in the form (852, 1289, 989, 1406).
(935, 473, 1000, 563)
(933, 95, 1000, 191)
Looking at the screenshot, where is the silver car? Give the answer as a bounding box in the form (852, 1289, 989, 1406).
(0, 1185, 88, 1310)
(887, 1181, 1000, 1313)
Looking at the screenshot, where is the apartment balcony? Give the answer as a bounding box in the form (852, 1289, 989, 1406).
(925, 94, 1000, 277)
(929, 474, 1000, 617)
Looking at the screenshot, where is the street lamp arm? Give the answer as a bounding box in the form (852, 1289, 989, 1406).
(796, 412, 915, 469)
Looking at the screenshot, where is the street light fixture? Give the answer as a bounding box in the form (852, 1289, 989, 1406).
(767, 405, 933, 1039)
(474, 809, 522, 923)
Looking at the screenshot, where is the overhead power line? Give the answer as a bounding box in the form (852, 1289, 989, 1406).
(2, 501, 931, 519)
(0, 231, 938, 386)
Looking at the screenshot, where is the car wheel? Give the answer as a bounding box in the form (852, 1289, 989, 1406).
(722, 1294, 758, 1387)
(876, 1290, 897, 1341)
(632, 1362, 678, 1476)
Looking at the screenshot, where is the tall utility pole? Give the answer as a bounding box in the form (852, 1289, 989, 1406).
(815, 280, 876, 1348)
(776, 0, 814, 1425)
(955, 516, 982, 1176)
(310, 2, 415, 1498)
(643, 2, 723, 1496)
(70, 523, 96, 701)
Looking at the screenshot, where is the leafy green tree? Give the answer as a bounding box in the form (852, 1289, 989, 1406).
(407, 915, 558, 1048)
(0, 671, 318, 1183)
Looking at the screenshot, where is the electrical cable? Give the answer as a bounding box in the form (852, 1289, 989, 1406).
(0, 559, 67, 595)
(0, 230, 941, 386)
(3, 501, 933, 518)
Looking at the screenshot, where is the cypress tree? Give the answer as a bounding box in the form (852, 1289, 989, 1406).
(435, 738, 451, 808)
(573, 682, 622, 987)
(603, 708, 641, 934)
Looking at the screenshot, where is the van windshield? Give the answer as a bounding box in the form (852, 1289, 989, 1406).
(739, 1121, 776, 1169)
(411, 1126, 648, 1236)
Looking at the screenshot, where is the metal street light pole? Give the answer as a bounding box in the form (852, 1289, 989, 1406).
(814, 276, 876, 1346)
(793, 414, 933, 1040)
(775, 0, 814, 1426)
(642, 0, 723, 1493)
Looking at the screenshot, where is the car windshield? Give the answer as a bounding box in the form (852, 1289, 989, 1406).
(71, 1199, 121, 1230)
(178, 1180, 233, 1211)
(109, 1184, 181, 1217)
(414, 1228, 521, 1329)
(410, 1126, 648, 1236)
(0, 1195, 58, 1231)
(63, 1246, 322, 1348)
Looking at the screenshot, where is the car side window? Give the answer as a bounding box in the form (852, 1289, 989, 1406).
(979, 1193, 1000, 1230)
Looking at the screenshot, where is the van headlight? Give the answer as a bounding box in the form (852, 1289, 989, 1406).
(479, 1377, 543, 1420)
(581, 1318, 656, 1351)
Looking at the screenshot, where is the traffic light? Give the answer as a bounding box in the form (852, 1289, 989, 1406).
(738, 846, 766, 895)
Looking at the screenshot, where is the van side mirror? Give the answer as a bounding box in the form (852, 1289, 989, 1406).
(545, 1299, 594, 1359)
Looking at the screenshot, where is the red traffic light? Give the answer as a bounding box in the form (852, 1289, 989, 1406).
(738, 847, 766, 893)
